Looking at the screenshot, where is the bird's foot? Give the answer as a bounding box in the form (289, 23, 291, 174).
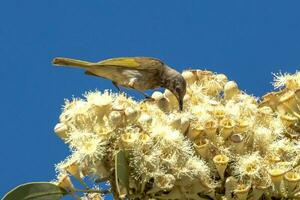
(142, 97, 155, 103)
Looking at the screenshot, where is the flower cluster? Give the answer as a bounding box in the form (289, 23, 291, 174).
(54, 70, 300, 200)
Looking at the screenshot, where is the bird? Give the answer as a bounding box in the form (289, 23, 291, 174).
(52, 57, 186, 111)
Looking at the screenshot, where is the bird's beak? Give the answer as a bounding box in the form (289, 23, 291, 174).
(179, 98, 183, 111)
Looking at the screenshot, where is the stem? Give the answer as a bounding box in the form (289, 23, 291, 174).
(69, 192, 81, 200)
(77, 178, 90, 189)
(74, 188, 111, 195)
(110, 170, 121, 200)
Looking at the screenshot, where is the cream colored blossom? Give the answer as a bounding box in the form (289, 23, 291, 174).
(234, 152, 264, 179)
(53, 70, 300, 199)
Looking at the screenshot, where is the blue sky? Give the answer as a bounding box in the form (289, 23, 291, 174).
(0, 0, 299, 199)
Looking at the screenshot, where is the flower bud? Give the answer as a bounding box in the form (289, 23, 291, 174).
(157, 97, 170, 112)
(230, 133, 245, 153)
(64, 162, 82, 180)
(215, 74, 228, 86)
(125, 107, 139, 122)
(294, 88, 300, 103)
(224, 81, 239, 100)
(108, 111, 124, 127)
(278, 91, 300, 119)
(196, 70, 214, 82)
(180, 117, 190, 134)
(57, 174, 75, 192)
(54, 123, 68, 140)
(182, 70, 197, 85)
(152, 91, 164, 100)
(164, 89, 178, 109)
(86, 193, 103, 200)
(168, 115, 181, 130)
(138, 113, 152, 125)
(279, 113, 298, 127)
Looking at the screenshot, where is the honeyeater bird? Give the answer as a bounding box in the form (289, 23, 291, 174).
(52, 57, 186, 110)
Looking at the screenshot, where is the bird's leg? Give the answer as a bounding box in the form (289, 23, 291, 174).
(136, 90, 155, 102)
(112, 81, 121, 92)
(139, 90, 152, 99)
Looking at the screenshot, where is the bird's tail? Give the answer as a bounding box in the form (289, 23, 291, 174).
(52, 57, 94, 69)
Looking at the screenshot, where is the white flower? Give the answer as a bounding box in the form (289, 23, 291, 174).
(234, 152, 264, 179)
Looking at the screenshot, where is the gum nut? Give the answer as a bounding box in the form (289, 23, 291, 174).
(125, 107, 139, 121)
(230, 133, 244, 143)
(183, 94, 190, 101)
(284, 171, 300, 192)
(295, 88, 300, 102)
(54, 123, 68, 139)
(59, 113, 71, 122)
(180, 117, 190, 133)
(194, 139, 209, 157)
(269, 169, 285, 185)
(187, 126, 201, 139)
(279, 91, 300, 116)
(258, 106, 273, 115)
(213, 154, 229, 165)
(285, 78, 298, 90)
(204, 120, 217, 136)
(182, 70, 197, 85)
(234, 184, 250, 200)
(169, 115, 181, 129)
(213, 154, 229, 179)
(220, 118, 235, 133)
(269, 168, 286, 192)
(196, 70, 213, 81)
(280, 113, 298, 126)
(152, 91, 164, 101)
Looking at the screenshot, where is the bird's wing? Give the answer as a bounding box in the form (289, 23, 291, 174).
(96, 57, 163, 70)
(85, 71, 99, 77)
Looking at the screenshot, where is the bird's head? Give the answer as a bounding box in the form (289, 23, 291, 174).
(168, 74, 187, 111)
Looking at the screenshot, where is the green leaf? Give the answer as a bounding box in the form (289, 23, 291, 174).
(2, 182, 67, 200)
(115, 150, 130, 195)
